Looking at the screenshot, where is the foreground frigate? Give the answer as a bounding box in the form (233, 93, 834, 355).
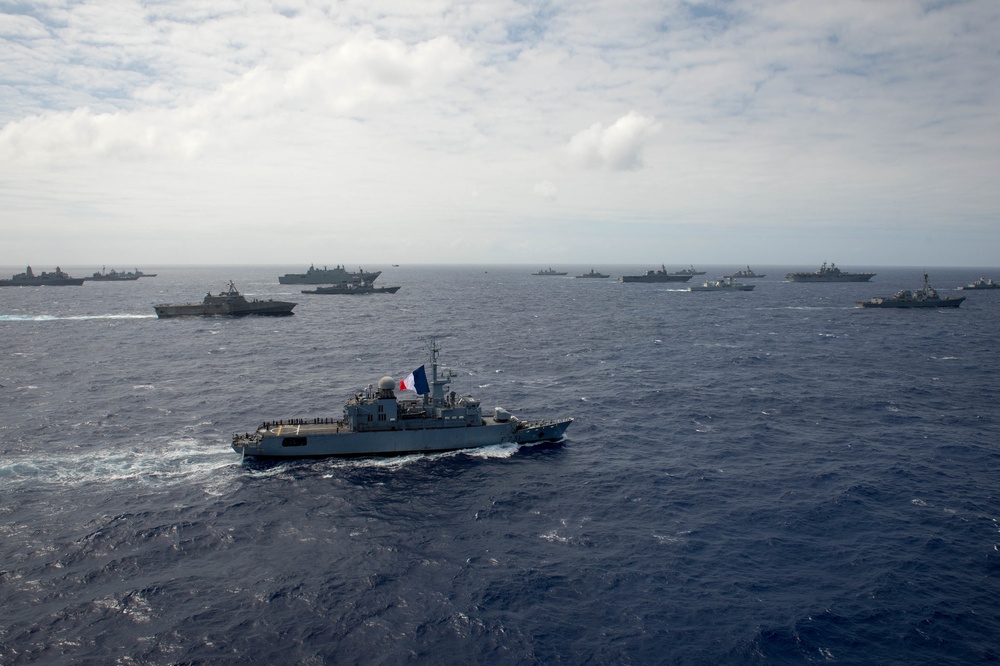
(232, 342, 573, 458)
(154, 281, 296, 317)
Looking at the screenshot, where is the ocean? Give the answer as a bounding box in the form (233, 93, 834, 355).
(1, 264, 998, 665)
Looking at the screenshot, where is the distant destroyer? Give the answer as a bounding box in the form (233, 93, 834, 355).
(786, 262, 875, 282)
(730, 266, 765, 279)
(232, 342, 573, 458)
(279, 264, 381, 285)
(620, 265, 692, 283)
(670, 266, 706, 276)
(575, 269, 609, 278)
(957, 277, 999, 290)
(533, 268, 568, 276)
(0, 266, 84, 287)
(856, 274, 964, 308)
(302, 282, 400, 295)
(154, 281, 296, 317)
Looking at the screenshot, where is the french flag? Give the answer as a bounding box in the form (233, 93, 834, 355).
(399, 365, 430, 394)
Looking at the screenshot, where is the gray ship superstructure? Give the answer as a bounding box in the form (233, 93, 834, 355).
(232, 342, 573, 458)
(154, 281, 296, 317)
(786, 262, 875, 282)
(279, 264, 381, 285)
(0, 266, 84, 286)
(856, 274, 964, 309)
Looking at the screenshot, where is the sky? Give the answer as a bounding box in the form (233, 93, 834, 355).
(1, 0, 998, 267)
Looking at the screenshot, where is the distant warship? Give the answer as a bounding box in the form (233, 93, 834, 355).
(670, 266, 706, 276)
(532, 268, 568, 276)
(957, 277, 999, 290)
(302, 282, 400, 295)
(575, 269, 609, 278)
(856, 274, 964, 309)
(786, 262, 875, 282)
(84, 268, 156, 281)
(232, 341, 573, 458)
(730, 266, 765, 279)
(154, 281, 296, 317)
(689, 276, 755, 292)
(278, 264, 381, 285)
(0, 266, 84, 287)
(620, 265, 692, 283)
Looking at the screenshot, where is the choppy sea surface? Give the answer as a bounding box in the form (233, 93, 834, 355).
(1, 264, 999, 665)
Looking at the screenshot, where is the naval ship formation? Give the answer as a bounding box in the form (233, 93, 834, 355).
(232, 342, 573, 459)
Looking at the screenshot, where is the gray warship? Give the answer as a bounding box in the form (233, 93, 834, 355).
(856, 274, 964, 309)
(958, 277, 999, 290)
(786, 262, 875, 282)
(278, 264, 381, 285)
(575, 269, 610, 278)
(232, 342, 573, 459)
(0, 266, 84, 287)
(689, 276, 755, 291)
(730, 266, 765, 279)
(670, 265, 706, 276)
(620, 265, 693, 283)
(85, 268, 156, 281)
(154, 281, 296, 317)
(532, 268, 568, 276)
(302, 282, 400, 295)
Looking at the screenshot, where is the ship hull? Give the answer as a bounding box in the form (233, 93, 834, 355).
(689, 285, 755, 291)
(856, 298, 964, 309)
(0, 278, 84, 286)
(279, 270, 381, 284)
(233, 417, 572, 458)
(786, 274, 875, 282)
(620, 275, 692, 283)
(154, 302, 296, 317)
(302, 285, 400, 295)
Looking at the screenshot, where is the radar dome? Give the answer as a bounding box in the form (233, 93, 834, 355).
(378, 376, 395, 390)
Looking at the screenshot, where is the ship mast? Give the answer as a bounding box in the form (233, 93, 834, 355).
(427, 338, 450, 408)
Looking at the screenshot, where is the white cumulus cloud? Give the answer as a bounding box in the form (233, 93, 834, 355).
(566, 111, 660, 171)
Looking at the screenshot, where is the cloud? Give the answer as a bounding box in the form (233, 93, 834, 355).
(534, 180, 557, 199)
(0, 31, 475, 163)
(566, 111, 660, 171)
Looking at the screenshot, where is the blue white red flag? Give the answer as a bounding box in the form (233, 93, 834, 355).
(399, 365, 430, 394)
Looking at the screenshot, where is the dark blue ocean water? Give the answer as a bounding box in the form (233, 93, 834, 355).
(2, 264, 999, 665)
